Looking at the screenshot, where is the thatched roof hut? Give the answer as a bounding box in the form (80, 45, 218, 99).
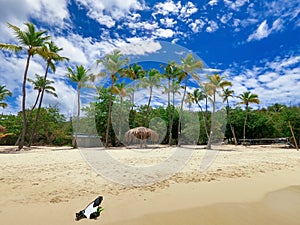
(125, 127, 159, 147)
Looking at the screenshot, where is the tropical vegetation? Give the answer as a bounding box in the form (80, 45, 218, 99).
(0, 22, 299, 149)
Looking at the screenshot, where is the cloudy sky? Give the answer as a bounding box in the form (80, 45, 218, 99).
(0, 0, 299, 116)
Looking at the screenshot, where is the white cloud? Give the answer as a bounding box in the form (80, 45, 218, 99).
(189, 19, 205, 33)
(0, 0, 69, 29)
(152, 1, 198, 22)
(220, 13, 233, 24)
(258, 72, 279, 83)
(224, 54, 300, 107)
(160, 18, 177, 28)
(55, 36, 88, 65)
(224, 0, 249, 11)
(152, 0, 181, 18)
(154, 28, 175, 38)
(119, 39, 162, 56)
(0, 0, 70, 51)
(126, 21, 158, 30)
(208, 0, 218, 6)
(247, 20, 270, 41)
(267, 56, 300, 70)
(206, 21, 219, 33)
(75, 0, 144, 28)
(179, 1, 198, 19)
(272, 18, 283, 32)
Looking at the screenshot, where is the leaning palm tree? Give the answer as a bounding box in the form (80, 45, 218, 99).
(0, 22, 50, 150)
(222, 88, 237, 145)
(97, 50, 128, 148)
(205, 74, 232, 149)
(27, 74, 58, 110)
(237, 91, 260, 142)
(0, 85, 12, 108)
(177, 54, 203, 146)
(66, 65, 93, 147)
(27, 42, 68, 147)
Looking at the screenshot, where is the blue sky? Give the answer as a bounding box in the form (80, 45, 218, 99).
(0, 0, 299, 116)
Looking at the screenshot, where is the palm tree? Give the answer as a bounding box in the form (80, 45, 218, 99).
(0, 22, 50, 150)
(0, 85, 12, 108)
(177, 54, 203, 146)
(222, 88, 237, 145)
(161, 62, 182, 145)
(188, 88, 209, 140)
(138, 68, 161, 125)
(27, 74, 58, 110)
(119, 63, 146, 110)
(185, 92, 194, 111)
(27, 42, 68, 146)
(205, 74, 232, 149)
(27, 74, 58, 146)
(97, 50, 128, 147)
(66, 65, 93, 147)
(237, 91, 260, 142)
(113, 82, 127, 140)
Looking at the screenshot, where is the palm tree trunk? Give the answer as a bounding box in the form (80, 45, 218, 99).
(243, 105, 249, 142)
(105, 80, 114, 148)
(169, 89, 176, 146)
(207, 93, 216, 149)
(177, 75, 188, 147)
(167, 78, 172, 146)
(146, 86, 153, 126)
(196, 102, 209, 139)
(18, 52, 32, 150)
(226, 99, 237, 145)
(119, 96, 123, 142)
(31, 91, 41, 111)
(28, 62, 50, 147)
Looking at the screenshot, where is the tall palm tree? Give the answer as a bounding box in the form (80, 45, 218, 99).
(138, 68, 161, 125)
(205, 74, 232, 149)
(97, 50, 128, 148)
(237, 91, 260, 142)
(222, 88, 237, 145)
(113, 82, 127, 139)
(66, 65, 93, 147)
(27, 74, 58, 110)
(161, 62, 182, 145)
(27, 42, 68, 146)
(0, 85, 12, 108)
(119, 63, 146, 110)
(177, 54, 203, 146)
(0, 22, 50, 150)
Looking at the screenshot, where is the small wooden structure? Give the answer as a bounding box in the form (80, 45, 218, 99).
(238, 138, 289, 145)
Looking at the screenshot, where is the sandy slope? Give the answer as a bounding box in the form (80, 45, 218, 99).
(0, 144, 300, 225)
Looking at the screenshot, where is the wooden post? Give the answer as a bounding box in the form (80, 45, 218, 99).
(288, 121, 299, 151)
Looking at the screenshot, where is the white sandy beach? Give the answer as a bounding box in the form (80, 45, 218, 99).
(1, 144, 300, 225)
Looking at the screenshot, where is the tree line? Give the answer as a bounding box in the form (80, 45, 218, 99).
(0, 22, 299, 148)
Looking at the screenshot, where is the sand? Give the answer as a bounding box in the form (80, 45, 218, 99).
(0, 144, 300, 225)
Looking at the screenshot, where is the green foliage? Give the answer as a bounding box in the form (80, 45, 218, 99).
(0, 106, 72, 145)
(227, 105, 300, 144)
